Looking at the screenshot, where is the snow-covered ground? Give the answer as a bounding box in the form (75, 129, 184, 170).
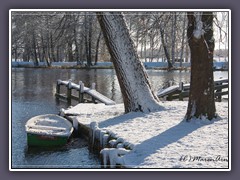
(64, 101, 229, 169)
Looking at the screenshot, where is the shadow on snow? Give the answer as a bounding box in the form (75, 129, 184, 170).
(125, 118, 218, 167)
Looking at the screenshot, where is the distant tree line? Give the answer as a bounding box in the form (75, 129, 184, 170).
(11, 11, 228, 69)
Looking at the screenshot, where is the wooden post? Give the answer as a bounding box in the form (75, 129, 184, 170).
(79, 81, 84, 103)
(67, 79, 72, 104)
(56, 80, 61, 97)
(55, 80, 62, 104)
(166, 94, 173, 101)
(215, 82, 222, 102)
(91, 82, 96, 90)
(178, 82, 184, 101)
(178, 82, 183, 91)
(91, 82, 96, 103)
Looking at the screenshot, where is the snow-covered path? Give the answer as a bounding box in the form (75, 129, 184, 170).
(64, 101, 229, 169)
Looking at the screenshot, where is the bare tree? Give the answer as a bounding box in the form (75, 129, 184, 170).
(11, 11, 227, 69)
(97, 12, 162, 113)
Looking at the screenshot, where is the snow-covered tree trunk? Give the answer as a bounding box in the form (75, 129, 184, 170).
(97, 12, 162, 113)
(186, 12, 216, 120)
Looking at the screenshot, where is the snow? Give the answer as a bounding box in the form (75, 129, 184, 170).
(25, 114, 73, 137)
(193, 12, 204, 39)
(63, 101, 229, 169)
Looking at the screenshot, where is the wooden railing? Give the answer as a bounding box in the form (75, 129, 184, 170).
(157, 78, 228, 102)
(55, 79, 116, 105)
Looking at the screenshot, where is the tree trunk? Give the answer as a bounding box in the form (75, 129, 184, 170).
(150, 33, 154, 62)
(50, 33, 56, 62)
(160, 27, 172, 69)
(186, 12, 216, 120)
(32, 31, 39, 66)
(88, 16, 93, 66)
(144, 38, 147, 62)
(74, 26, 80, 64)
(180, 13, 187, 67)
(79, 39, 84, 64)
(67, 41, 74, 62)
(95, 31, 102, 65)
(185, 43, 189, 62)
(97, 12, 162, 113)
(84, 14, 93, 67)
(171, 12, 177, 66)
(14, 47, 18, 61)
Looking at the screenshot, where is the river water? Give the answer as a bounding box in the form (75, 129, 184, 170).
(11, 68, 228, 169)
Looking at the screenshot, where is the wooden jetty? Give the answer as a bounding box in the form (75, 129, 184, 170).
(157, 78, 228, 101)
(55, 79, 116, 105)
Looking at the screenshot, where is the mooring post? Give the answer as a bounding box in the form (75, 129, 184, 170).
(79, 81, 84, 103)
(55, 80, 61, 103)
(67, 79, 72, 104)
(56, 79, 61, 98)
(91, 82, 96, 103)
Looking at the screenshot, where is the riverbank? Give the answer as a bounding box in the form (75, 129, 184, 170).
(61, 101, 229, 169)
(11, 61, 229, 71)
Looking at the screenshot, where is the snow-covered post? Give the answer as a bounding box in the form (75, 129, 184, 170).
(89, 121, 99, 152)
(79, 81, 84, 103)
(72, 117, 79, 136)
(102, 133, 109, 148)
(100, 148, 130, 168)
(100, 149, 110, 168)
(67, 79, 72, 104)
(94, 129, 101, 152)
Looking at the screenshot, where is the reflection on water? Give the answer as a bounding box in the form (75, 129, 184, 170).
(21, 138, 100, 169)
(11, 68, 228, 168)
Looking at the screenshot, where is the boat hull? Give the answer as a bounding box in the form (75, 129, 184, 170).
(27, 133, 70, 147)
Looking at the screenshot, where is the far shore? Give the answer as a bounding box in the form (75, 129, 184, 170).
(11, 61, 228, 71)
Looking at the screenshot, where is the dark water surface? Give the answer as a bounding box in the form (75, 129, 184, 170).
(11, 68, 228, 169)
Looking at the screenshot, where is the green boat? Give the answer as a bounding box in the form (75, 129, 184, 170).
(25, 114, 74, 147)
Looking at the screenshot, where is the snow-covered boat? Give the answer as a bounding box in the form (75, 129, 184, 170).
(25, 114, 74, 147)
